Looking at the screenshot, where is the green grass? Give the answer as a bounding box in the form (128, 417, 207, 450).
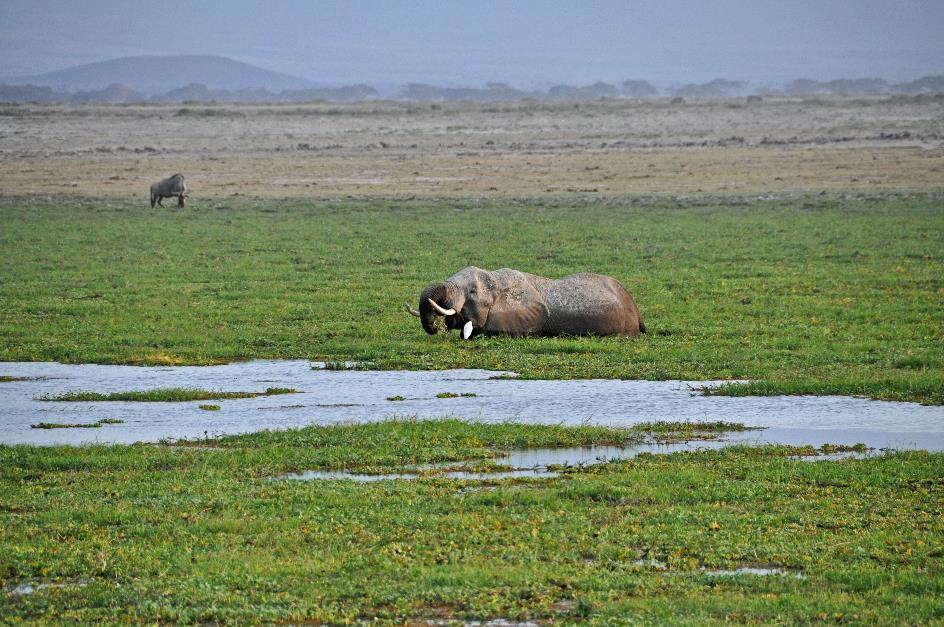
(632, 420, 760, 442)
(0, 193, 942, 404)
(30, 418, 125, 429)
(37, 387, 299, 402)
(436, 391, 478, 398)
(198, 404, 221, 411)
(30, 421, 102, 429)
(1, 420, 941, 623)
(704, 378, 944, 405)
(0, 375, 29, 382)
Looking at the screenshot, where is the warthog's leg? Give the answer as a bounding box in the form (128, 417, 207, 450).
(178, 193, 185, 208)
(157, 196, 164, 207)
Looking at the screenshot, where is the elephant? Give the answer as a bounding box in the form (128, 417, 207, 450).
(406, 266, 646, 339)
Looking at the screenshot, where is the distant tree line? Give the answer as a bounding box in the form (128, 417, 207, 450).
(1, 75, 942, 104)
(0, 82, 380, 104)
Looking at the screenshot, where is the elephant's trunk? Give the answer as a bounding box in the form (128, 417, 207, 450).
(419, 282, 461, 335)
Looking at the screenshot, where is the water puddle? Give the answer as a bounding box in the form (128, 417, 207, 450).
(6, 579, 90, 596)
(281, 468, 558, 482)
(632, 558, 669, 570)
(701, 567, 805, 579)
(278, 439, 880, 483)
(1, 360, 942, 450)
(630, 558, 803, 578)
(414, 620, 539, 627)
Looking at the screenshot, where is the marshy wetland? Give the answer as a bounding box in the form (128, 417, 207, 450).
(1, 97, 943, 622)
(2, 360, 943, 449)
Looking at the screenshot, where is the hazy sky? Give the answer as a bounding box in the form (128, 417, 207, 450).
(2, 0, 942, 86)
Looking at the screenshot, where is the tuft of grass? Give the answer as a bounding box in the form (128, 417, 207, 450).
(198, 404, 221, 411)
(30, 417, 125, 429)
(0, 375, 29, 382)
(798, 442, 870, 456)
(436, 391, 478, 399)
(386, 395, 406, 401)
(320, 361, 377, 371)
(634, 420, 757, 433)
(633, 420, 761, 443)
(37, 387, 299, 402)
(30, 421, 102, 429)
(703, 377, 944, 406)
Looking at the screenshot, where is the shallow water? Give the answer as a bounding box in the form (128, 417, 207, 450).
(278, 438, 879, 483)
(1, 360, 942, 449)
(701, 567, 805, 579)
(281, 468, 560, 482)
(6, 579, 90, 596)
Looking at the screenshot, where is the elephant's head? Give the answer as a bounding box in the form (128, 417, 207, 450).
(406, 267, 499, 338)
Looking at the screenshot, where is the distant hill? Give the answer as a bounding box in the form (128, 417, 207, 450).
(5, 55, 315, 93)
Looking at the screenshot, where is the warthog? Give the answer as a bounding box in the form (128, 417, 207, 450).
(150, 173, 187, 208)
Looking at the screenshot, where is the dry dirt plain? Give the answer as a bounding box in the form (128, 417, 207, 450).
(1, 95, 942, 200)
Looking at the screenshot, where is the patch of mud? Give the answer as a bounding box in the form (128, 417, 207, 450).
(2, 360, 943, 449)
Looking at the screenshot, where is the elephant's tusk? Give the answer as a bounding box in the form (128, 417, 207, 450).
(427, 299, 456, 316)
(405, 302, 421, 317)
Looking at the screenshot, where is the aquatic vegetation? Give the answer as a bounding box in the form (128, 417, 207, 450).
(704, 377, 944, 406)
(37, 387, 299, 402)
(260, 387, 297, 396)
(386, 395, 406, 401)
(30, 418, 124, 429)
(435, 391, 478, 398)
(30, 421, 102, 429)
(198, 404, 221, 411)
(634, 420, 760, 442)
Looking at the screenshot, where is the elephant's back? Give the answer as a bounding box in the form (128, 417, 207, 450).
(544, 273, 643, 336)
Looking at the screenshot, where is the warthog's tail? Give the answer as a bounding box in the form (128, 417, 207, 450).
(639, 319, 647, 334)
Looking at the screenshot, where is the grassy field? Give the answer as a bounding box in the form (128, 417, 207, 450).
(1, 193, 941, 403)
(1, 420, 942, 623)
(2, 193, 942, 622)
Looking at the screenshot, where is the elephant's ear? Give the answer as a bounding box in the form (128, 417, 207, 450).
(487, 289, 548, 336)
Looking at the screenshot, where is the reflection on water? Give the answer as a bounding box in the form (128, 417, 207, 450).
(1, 360, 943, 449)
